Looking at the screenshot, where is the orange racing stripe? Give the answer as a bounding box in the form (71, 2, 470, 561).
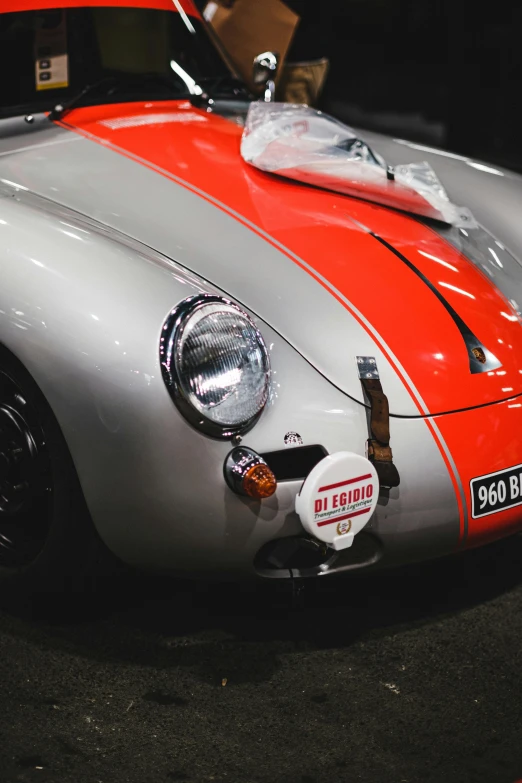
(56, 101, 522, 414)
(55, 100, 522, 544)
(2, 0, 200, 16)
(52, 101, 481, 540)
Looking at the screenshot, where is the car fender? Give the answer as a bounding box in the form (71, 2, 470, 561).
(0, 189, 223, 528)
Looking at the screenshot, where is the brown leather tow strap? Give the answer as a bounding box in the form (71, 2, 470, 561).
(357, 357, 400, 489)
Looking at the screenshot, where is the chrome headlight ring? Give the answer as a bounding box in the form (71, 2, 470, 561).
(160, 294, 271, 439)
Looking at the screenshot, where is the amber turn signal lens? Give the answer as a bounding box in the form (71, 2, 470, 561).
(243, 463, 277, 499)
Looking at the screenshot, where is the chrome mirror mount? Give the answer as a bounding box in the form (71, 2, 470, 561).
(252, 51, 279, 102)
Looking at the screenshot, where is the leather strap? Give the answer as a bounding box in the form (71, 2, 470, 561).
(361, 378, 400, 489)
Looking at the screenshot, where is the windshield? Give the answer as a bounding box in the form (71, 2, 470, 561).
(0, 3, 233, 118)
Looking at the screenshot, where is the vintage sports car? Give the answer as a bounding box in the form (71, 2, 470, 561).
(2, 0, 522, 605)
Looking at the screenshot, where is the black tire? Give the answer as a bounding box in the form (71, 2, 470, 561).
(0, 346, 120, 617)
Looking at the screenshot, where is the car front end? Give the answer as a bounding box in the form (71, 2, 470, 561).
(2, 0, 522, 587)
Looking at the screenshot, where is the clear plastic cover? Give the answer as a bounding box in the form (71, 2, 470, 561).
(241, 102, 476, 227)
(175, 302, 270, 427)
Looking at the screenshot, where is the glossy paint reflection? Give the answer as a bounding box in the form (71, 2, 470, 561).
(0, 186, 208, 407)
(43, 100, 522, 414)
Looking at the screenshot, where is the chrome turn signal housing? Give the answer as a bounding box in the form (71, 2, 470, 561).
(224, 447, 277, 500)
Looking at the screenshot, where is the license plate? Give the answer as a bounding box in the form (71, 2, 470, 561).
(471, 463, 522, 519)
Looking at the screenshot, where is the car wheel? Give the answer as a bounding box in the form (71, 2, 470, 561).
(0, 347, 118, 616)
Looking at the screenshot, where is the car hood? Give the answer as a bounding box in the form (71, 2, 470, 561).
(358, 128, 522, 265)
(2, 100, 522, 417)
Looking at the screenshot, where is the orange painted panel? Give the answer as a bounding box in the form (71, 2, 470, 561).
(59, 101, 522, 416)
(2, 0, 200, 16)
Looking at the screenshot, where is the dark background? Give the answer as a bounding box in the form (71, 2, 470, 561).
(283, 0, 522, 171)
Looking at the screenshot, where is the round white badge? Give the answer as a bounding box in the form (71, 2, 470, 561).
(295, 451, 379, 551)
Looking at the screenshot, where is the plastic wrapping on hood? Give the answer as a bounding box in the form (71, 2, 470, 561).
(241, 103, 476, 227)
(435, 223, 522, 321)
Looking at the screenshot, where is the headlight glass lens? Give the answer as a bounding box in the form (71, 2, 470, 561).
(174, 300, 270, 429)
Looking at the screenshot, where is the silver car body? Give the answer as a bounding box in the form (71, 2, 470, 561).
(1, 97, 522, 577)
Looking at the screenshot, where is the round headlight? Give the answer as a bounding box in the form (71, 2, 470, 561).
(160, 295, 271, 437)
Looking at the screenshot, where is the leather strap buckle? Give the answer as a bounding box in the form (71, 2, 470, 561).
(358, 357, 400, 489)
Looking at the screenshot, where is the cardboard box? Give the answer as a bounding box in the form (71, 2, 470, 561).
(203, 0, 299, 91)
(279, 57, 330, 106)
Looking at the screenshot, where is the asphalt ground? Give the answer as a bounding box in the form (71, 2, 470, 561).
(1, 537, 522, 783)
